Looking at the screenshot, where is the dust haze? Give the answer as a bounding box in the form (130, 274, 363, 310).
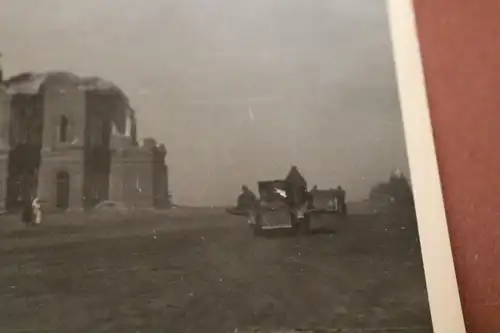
(0, 0, 409, 206)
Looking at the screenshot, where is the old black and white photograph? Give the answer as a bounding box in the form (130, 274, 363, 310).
(0, 0, 459, 332)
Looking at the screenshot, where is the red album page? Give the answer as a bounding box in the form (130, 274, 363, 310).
(413, 1, 500, 332)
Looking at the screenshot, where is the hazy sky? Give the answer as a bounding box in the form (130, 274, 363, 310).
(0, 0, 410, 206)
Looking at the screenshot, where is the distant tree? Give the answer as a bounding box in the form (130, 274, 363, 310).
(388, 172, 414, 206)
(369, 182, 390, 200)
(369, 171, 414, 207)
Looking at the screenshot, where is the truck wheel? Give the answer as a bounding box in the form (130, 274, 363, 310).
(253, 220, 263, 236)
(342, 204, 348, 217)
(299, 218, 311, 235)
(289, 213, 299, 233)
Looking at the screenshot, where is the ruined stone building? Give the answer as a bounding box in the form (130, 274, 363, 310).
(0, 71, 169, 212)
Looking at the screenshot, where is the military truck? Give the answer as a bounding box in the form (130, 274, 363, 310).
(308, 187, 348, 216)
(248, 180, 346, 236)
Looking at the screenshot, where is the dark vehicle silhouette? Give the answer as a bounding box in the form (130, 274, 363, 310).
(247, 180, 347, 237)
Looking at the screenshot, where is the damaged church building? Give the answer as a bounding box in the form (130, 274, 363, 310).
(0, 71, 170, 212)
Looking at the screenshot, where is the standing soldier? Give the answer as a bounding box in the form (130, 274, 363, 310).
(307, 185, 318, 209)
(238, 185, 259, 227)
(21, 195, 33, 225)
(330, 187, 339, 212)
(284, 165, 308, 207)
(19, 175, 33, 225)
(238, 185, 258, 213)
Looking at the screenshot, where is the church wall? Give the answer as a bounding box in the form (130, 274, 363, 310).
(32, 78, 87, 211)
(109, 148, 155, 207)
(42, 79, 86, 150)
(37, 149, 85, 211)
(0, 90, 10, 210)
(83, 91, 114, 206)
(0, 89, 11, 151)
(10, 93, 44, 147)
(152, 150, 169, 207)
(0, 153, 7, 211)
(0, 72, 170, 212)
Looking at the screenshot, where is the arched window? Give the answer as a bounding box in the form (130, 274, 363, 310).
(59, 115, 68, 143)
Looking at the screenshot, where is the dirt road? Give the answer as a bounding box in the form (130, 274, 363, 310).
(0, 208, 432, 332)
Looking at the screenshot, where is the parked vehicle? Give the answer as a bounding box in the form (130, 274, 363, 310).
(248, 180, 346, 237)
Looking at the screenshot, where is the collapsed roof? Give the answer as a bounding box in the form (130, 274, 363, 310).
(1, 71, 135, 134)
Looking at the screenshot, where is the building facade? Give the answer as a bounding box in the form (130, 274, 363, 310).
(0, 71, 169, 212)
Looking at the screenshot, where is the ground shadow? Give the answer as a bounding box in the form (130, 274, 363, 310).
(257, 227, 338, 239)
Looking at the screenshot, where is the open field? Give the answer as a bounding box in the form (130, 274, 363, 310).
(0, 207, 432, 333)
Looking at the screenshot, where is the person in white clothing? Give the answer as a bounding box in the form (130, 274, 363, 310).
(32, 197, 42, 225)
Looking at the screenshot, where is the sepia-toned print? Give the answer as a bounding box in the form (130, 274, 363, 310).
(0, 0, 463, 332)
